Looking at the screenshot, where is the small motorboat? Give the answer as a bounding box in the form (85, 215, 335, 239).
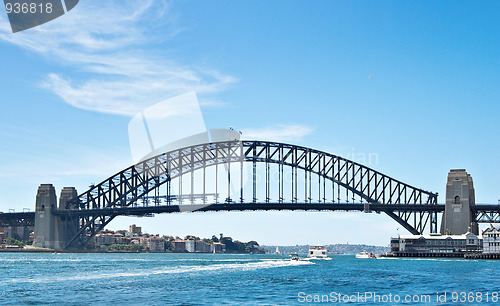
(355, 251, 377, 259)
(290, 253, 300, 261)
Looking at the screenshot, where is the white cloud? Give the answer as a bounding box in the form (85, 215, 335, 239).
(242, 124, 314, 142)
(0, 1, 236, 116)
(0, 128, 133, 179)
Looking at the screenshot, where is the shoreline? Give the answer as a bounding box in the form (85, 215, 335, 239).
(0, 248, 261, 254)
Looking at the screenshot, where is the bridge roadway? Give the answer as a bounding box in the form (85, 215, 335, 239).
(2, 203, 446, 238)
(3, 204, 500, 227)
(50, 203, 445, 217)
(0, 212, 35, 227)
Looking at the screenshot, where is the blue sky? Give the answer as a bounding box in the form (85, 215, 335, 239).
(1, 1, 500, 246)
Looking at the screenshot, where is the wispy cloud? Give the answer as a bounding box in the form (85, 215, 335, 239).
(0, 1, 236, 116)
(242, 124, 314, 142)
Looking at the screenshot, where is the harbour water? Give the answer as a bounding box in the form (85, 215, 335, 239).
(1, 252, 500, 305)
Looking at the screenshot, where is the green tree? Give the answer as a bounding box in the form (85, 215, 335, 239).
(246, 241, 259, 248)
(5, 238, 24, 248)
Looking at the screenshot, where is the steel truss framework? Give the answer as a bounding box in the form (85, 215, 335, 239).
(56, 140, 443, 249)
(473, 205, 500, 224)
(0, 212, 35, 227)
(4, 142, 500, 245)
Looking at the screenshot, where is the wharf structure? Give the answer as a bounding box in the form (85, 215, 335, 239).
(482, 227, 500, 253)
(385, 169, 499, 259)
(387, 232, 481, 258)
(464, 228, 500, 259)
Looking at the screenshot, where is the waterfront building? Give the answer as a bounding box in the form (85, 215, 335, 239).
(146, 236, 165, 252)
(81, 226, 253, 254)
(94, 233, 106, 245)
(195, 241, 211, 253)
(129, 224, 142, 235)
(94, 232, 124, 245)
(121, 237, 132, 245)
(185, 238, 195, 252)
(113, 233, 123, 244)
(482, 227, 500, 254)
(211, 242, 226, 253)
(171, 238, 186, 252)
(94, 233, 107, 245)
(389, 232, 481, 257)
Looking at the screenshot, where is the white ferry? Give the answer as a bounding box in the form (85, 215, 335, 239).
(305, 246, 331, 260)
(355, 251, 377, 259)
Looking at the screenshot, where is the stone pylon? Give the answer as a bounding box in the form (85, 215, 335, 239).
(33, 184, 78, 250)
(440, 169, 478, 235)
(33, 184, 57, 248)
(54, 187, 79, 250)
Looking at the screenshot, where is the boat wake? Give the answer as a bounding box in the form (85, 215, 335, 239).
(5, 259, 314, 284)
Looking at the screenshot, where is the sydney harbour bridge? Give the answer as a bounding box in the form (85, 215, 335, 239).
(1, 140, 500, 250)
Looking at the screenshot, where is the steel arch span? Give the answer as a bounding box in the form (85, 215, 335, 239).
(61, 140, 439, 249)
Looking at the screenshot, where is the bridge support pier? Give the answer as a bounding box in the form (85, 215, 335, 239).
(56, 187, 79, 250)
(440, 169, 478, 235)
(3, 226, 30, 241)
(33, 184, 78, 250)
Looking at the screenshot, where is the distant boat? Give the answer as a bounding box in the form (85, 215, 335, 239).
(305, 246, 331, 260)
(275, 246, 280, 255)
(355, 251, 377, 259)
(290, 253, 300, 261)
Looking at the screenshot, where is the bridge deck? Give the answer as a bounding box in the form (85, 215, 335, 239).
(51, 203, 446, 217)
(3, 205, 500, 227)
(0, 212, 35, 227)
